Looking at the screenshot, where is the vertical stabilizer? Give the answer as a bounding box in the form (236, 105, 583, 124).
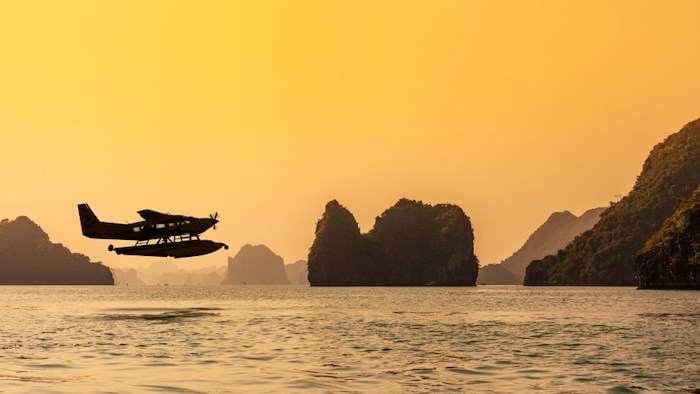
(78, 204, 100, 232)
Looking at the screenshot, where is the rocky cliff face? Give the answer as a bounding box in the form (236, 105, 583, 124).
(479, 208, 605, 285)
(285, 260, 309, 285)
(636, 186, 700, 289)
(0, 216, 113, 285)
(222, 244, 290, 285)
(308, 199, 478, 286)
(307, 201, 379, 285)
(525, 119, 700, 286)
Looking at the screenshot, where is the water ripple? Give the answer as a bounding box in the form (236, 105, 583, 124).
(0, 286, 697, 393)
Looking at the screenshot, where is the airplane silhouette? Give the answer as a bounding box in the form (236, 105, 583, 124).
(78, 204, 228, 258)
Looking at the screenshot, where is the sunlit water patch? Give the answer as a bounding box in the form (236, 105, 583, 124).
(0, 286, 697, 393)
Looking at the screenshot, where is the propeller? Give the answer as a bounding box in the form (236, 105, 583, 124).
(210, 212, 219, 230)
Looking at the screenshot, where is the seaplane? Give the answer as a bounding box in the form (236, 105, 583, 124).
(78, 204, 228, 258)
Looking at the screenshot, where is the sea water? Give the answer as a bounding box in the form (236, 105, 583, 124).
(0, 286, 697, 393)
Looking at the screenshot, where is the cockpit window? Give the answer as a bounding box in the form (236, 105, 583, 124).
(133, 227, 140, 232)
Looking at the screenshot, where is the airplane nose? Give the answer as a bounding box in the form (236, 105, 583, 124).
(208, 212, 219, 229)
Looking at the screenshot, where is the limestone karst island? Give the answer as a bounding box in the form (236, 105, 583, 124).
(307, 199, 478, 286)
(0, 217, 112, 285)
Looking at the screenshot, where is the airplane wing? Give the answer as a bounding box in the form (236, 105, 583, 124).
(137, 209, 169, 220)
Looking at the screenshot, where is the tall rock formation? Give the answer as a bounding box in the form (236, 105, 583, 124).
(636, 186, 700, 289)
(308, 199, 478, 286)
(285, 260, 309, 285)
(478, 208, 605, 285)
(307, 201, 380, 285)
(0, 216, 113, 285)
(370, 199, 478, 285)
(525, 119, 700, 286)
(222, 244, 291, 285)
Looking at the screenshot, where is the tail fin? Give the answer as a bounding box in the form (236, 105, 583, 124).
(78, 204, 100, 233)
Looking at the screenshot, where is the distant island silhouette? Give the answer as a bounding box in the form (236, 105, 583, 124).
(110, 253, 307, 286)
(110, 267, 146, 285)
(222, 244, 291, 285)
(478, 208, 605, 285)
(308, 199, 478, 286)
(525, 119, 700, 287)
(285, 260, 309, 285)
(110, 260, 226, 286)
(0, 216, 113, 285)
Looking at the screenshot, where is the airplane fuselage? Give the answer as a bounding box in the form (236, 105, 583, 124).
(78, 204, 218, 240)
(81, 217, 217, 240)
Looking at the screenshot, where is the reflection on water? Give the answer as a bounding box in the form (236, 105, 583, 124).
(100, 307, 222, 322)
(0, 286, 697, 393)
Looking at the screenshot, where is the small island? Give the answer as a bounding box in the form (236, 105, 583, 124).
(308, 199, 478, 286)
(0, 216, 113, 285)
(222, 244, 291, 285)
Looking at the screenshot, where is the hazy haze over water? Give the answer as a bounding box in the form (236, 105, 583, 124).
(0, 286, 697, 393)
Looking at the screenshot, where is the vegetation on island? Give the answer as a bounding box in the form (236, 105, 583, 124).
(525, 119, 700, 286)
(308, 199, 478, 286)
(479, 208, 605, 285)
(636, 186, 700, 289)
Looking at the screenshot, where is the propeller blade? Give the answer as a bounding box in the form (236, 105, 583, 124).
(210, 212, 219, 229)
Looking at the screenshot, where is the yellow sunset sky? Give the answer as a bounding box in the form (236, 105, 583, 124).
(1, 1, 699, 268)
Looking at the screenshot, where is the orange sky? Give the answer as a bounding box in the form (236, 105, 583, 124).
(1, 1, 699, 269)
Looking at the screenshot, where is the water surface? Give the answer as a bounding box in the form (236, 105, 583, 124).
(0, 286, 697, 393)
